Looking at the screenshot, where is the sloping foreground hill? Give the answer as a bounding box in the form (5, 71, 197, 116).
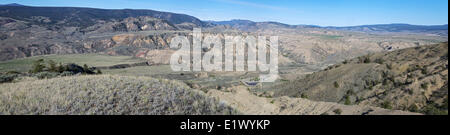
(0, 75, 238, 115)
(207, 86, 418, 115)
(273, 42, 448, 115)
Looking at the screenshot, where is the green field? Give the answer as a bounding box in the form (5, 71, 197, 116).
(0, 54, 146, 72)
(1, 53, 286, 93)
(308, 34, 344, 39)
(103, 65, 178, 77)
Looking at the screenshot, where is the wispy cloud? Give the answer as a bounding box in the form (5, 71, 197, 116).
(213, 0, 291, 11)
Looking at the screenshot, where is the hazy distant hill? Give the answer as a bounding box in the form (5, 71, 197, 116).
(208, 19, 319, 31)
(211, 20, 448, 35)
(0, 5, 205, 28)
(0, 3, 25, 7)
(326, 24, 448, 36)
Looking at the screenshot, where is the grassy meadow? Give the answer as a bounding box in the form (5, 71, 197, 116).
(0, 54, 146, 72)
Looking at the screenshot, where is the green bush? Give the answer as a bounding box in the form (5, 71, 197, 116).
(47, 60, 58, 72)
(344, 96, 352, 105)
(386, 63, 393, 70)
(29, 59, 97, 76)
(30, 59, 46, 73)
(407, 65, 422, 73)
(6, 71, 21, 74)
(381, 101, 393, 109)
(347, 90, 355, 95)
(442, 97, 448, 110)
(408, 104, 419, 112)
(422, 104, 448, 115)
(96, 69, 103, 74)
(25, 59, 99, 80)
(374, 58, 384, 64)
(421, 83, 429, 90)
(60, 71, 75, 77)
(57, 63, 67, 73)
(34, 72, 60, 79)
(300, 93, 309, 99)
(333, 109, 342, 115)
(421, 68, 429, 75)
(363, 57, 371, 63)
(343, 60, 349, 64)
(0, 74, 18, 83)
(358, 55, 371, 63)
(334, 81, 340, 88)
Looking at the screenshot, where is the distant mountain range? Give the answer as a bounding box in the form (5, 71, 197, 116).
(326, 24, 448, 36)
(207, 19, 320, 31)
(1, 3, 447, 32)
(0, 3, 25, 7)
(0, 4, 211, 61)
(209, 19, 448, 35)
(0, 4, 207, 28)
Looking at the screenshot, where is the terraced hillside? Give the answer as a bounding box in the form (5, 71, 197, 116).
(0, 75, 238, 115)
(273, 42, 448, 115)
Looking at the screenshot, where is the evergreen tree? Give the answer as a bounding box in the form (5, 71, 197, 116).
(48, 60, 57, 72)
(31, 59, 46, 73)
(83, 64, 89, 73)
(57, 63, 65, 73)
(96, 69, 103, 74)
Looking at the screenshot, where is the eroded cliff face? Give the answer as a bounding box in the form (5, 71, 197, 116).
(0, 11, 447, 67)
(82, 16, 179, 33)
(0, 16, 191, 61)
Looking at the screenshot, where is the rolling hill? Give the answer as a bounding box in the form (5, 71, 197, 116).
(0, 5, 205, 27)
(0, 75, 238, 115)
(273, 42, 448, 115)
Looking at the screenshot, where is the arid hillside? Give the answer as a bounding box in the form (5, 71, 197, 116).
(207, 86, 418, 115)
(1, 5, 447, 66)
(0, 75, 238, 115)
(0, 4, 447, 116)
(273, 42, 448, 115)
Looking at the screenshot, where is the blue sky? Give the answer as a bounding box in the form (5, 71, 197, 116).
(1, 0, 448, 26)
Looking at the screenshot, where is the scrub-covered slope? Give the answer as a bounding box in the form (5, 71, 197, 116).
(0, 75, 238, 115)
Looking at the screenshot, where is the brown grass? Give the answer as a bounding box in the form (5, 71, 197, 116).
(0, 75, 238, 115)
